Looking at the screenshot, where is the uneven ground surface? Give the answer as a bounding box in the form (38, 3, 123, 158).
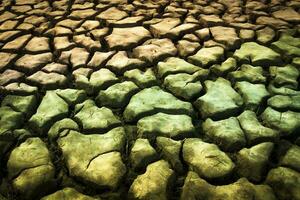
(0, 0, 300, 199)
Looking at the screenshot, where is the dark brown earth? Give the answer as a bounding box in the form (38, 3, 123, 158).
(0, 0, 300, 200)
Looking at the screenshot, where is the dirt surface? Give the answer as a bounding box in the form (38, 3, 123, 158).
(0, 0, 300, 200)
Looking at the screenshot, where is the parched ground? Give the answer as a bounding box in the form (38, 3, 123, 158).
(0, 0, 300, 199)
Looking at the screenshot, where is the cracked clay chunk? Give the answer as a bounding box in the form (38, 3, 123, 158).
(48, 118, 79, 140)
(87, 51, 115, 69)
(157, 57, 209, 78)
(137, 113, 195, 140)
(202, 117, 246, 152)
(228, 64, 266, 83)
(181, 171, 276, 200)
(236, 142, 274, 182)
(177, 40, 201, 57)
(25, 36, 50, 52)
(106, 51, 145, 74)
(15, 53, 53, 72)
(70, 9, 97, 19)
(266, 167, 300, 200)
(0, 52, 16, 71)
(109, 16, 144, 27)
(105, 27, 151, 50)
(129, 138, 157, 170)
(132, 39, 177, 63)
(210, 26, 240, 49)
(267, 83, 300, 96)
(195, 77, 243, 119)
(124, 68, 158, 88)
(149, 18, 181, 38)
(96, 7, 128, 21)
(1, 94, 37, 116)
(272, 7, 300, 23)
(0, 69, 23, 86)
(163, 72, 204, 100)
(233, 42, 281, 66)
(271, 33, 300, 57)
(188, 46, 224, 67)
(128, 160, 175, 200)
(54, 89, 87, 106)
(123, 86, 194, 122)
(73, 34, 101, 50)
(269, 64, 299, 90)
(268, 95, 300, 111)
(261, 107, 300, 136)
(7, 138, 55, 199)
(74, 100, 121, 133)
(156, 137, 183, 173)
(238, 110, 279, 145)
(27, 71, 68, 89)
(2, 82, 38, 95)
(211, 57, 237, 76)
(256, 27, 275, 44)
(0, 106, 24, 136)
(150, 18, 197, 39)
(256, 16, 289, 29)
(96, 81, 139, 108)
(234, 81, 270, 111)
(280, 144, 300, 172)
(28, 91, 69, 134)
(183, 138, 235, 180)
(41, 187, 97, 200)
(200, 14, 224, 26)
(2, 34, 31, 50)
(58, 128, 126, 190)
(90, 68, 119, 93)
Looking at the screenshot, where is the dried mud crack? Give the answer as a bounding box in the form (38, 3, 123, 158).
(0, 0, 300, 200)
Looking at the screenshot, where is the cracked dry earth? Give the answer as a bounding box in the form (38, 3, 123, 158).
(0, 0, 300, 200)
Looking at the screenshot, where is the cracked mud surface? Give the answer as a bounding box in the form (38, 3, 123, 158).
(0, 0, 300, 200)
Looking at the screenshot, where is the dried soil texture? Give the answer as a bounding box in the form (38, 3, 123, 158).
(0, 0, 300, 200)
